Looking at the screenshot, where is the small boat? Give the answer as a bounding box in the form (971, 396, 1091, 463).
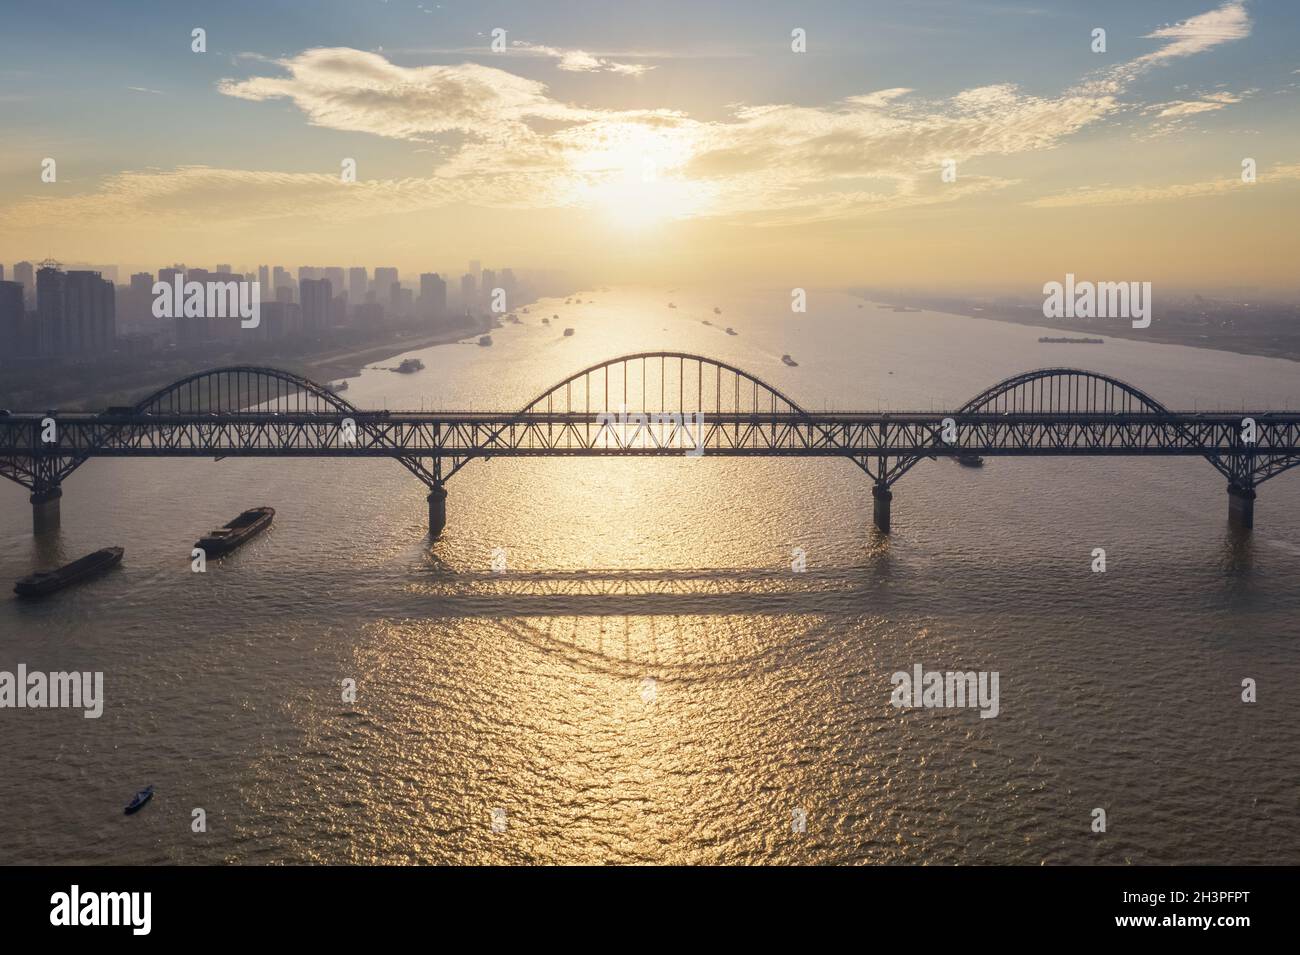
(552, 314, 559, 320)
(565, 298, 572, 304)
(124, 785, 154, 816)
(713, 307, 722, 315)
(563, 327, 575, 337)
(956, 452, 985, 468)
(702, 320, 712, 326)
(195, 507, 274, 557)
(541, 317, 550, 325)
(667, 302, 676, 309)
(14, 546, 124, 598)
(522, 307, 530, 314)
(725, 327, 737, 336)
(478, 334, 493, 346)
(395, 358, 424, 373)
(781, 354, 798, 367)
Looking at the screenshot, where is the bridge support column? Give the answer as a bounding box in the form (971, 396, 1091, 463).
(427, 484, 448, 539)
(31, 486, 62, 535)
(1227, 483, 1255, 530)
(872, 483, 892, 534)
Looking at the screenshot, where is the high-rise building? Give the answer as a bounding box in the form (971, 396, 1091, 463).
(216, 263, 232, 274)
(481, 269, 497, 306)
(325, 267, 346, 298)
(258, 265, 270, 293)
(127, 272, 155, 328)
(0, 264, 5, 281)
(389, 282, 413, 320)
(272, 266, 293, 302)
(419, 273, 447, 322)
(300, 278, 332, 331)
(13, 261, 35, 308)
(373, 268, 399, 303)
(0, 280, 24, 361)
(460, 273, 476, 305)
(348, 267, 367, 302)
(36, 267, 115, 357)
(469, 260, 481, 282)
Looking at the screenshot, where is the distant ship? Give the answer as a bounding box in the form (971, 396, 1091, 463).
(478, 334, 493, 346)
(395, 358, 425, 373)
(1039, 336, 1104, 344)
(124, 785, 154, 816)
(725, 327, 737, 336)
(713, 306, 722, 315)
(522, 307, 530, 314)
(563, 327, 575, 337)
(702, 320, 712, 326)
(541, 316, 550, 325)
(781, 354, 798, 367)
(667, 302, 677, 309)
(565, 297, 572, 304)
(956, 452, 985, 468)
(195, 507, 274, 557)
(14, 546, 124, 598)
(892, 306, 921, 313)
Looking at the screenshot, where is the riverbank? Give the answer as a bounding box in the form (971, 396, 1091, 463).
(0, 315, 491, 411)
(850, 291, 1300, 365)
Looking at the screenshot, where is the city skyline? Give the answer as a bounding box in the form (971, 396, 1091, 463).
(1, 0, 1298, 292)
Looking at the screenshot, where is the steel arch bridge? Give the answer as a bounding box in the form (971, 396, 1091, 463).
(3, 354, 1298, 536)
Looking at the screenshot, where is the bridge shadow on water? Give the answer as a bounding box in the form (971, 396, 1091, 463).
(402, 563, 901, 620)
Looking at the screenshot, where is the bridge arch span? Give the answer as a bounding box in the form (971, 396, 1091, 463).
(515, 351, 810, 416)
(127, 365, 442, 487)
(883, 368, 1177, 487)
(957, 367, 1170, 415)
(132, 365, 359, 416)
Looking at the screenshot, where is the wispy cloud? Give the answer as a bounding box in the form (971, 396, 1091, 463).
(1027, 162, 1300, 208)
(512, 42, 655, 76)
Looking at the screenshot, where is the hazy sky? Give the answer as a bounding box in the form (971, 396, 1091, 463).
(1, 0, 1297, 293)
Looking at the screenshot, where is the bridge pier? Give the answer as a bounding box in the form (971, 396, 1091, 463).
(427, 484, 448, 539)
(31, 486, 62, 535)
(872, 483, 892, 534)
(1227, 483, 1255, 530)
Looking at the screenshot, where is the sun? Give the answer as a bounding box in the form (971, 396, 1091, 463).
(566, 121, 711, 230)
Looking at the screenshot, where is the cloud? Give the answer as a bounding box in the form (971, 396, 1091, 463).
(510, 42, 654, 76)
(1082, 0, 1252, 94)
(1150, 89, 1248, 117)
(1026, 162, 1300, 208)
(1139, 0, 1252, 63)
(218, 48, 603, 142)
(0, 166, 514, 232)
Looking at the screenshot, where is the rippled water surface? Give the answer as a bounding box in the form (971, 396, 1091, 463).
(2, 289, 1298, 864)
